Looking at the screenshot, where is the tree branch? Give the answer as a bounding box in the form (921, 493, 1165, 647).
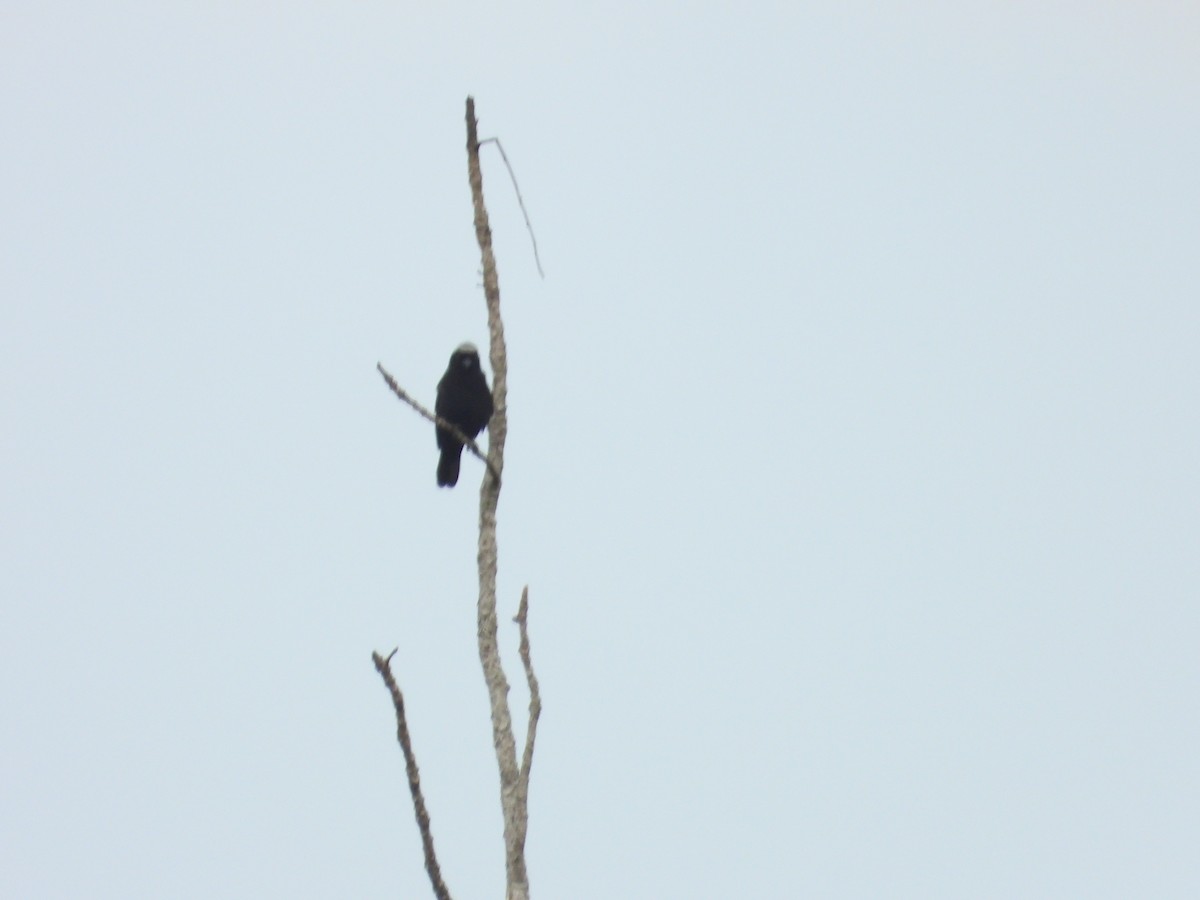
(514, 586, 541, 826)
(376, 362, 501, 486)
(478, 137, 544, 278)
(467, 95, 530, 900)
(372, 650, 453, 900)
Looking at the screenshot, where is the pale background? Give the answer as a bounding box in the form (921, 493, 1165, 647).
(2, 2, 1198, 897)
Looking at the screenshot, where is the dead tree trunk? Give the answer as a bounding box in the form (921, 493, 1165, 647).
(374, 96, 540, 900)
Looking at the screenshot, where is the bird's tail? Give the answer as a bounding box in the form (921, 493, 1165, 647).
(437, 446, 462, 487)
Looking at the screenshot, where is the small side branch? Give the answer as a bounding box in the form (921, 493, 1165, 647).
(514, 586, 541, 790)
(479, 137, 544, 278)
(377, 362, 501, 485)
(372, 650, 454, 900)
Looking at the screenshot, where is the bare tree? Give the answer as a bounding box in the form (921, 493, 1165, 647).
(374, 96, 541, 900)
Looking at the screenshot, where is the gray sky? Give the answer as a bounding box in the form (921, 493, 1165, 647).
(3, 2, 1198, 897)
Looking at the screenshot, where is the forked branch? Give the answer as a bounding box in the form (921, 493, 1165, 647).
(467, 95, 535, 900)
(372, 96, 538, 900)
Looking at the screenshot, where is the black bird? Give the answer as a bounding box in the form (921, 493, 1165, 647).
(434, 342, 493, 487)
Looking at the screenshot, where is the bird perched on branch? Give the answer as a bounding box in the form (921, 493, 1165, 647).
(434, 342, 494, 487)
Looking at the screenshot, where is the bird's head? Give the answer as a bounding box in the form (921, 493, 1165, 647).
(452, 342, 481, 368)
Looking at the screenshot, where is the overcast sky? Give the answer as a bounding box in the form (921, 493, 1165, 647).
(3, 2, 1198, 897)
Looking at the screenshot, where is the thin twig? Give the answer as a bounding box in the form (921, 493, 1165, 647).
(479, 137, 544, 279)
(376, 362, 501, 486)
(372, 650, 453, 900)
(514, 585, 541, 798)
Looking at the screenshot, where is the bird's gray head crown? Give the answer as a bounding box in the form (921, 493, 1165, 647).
(453, 342, 481, 369)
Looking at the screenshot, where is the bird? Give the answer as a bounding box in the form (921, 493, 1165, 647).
(434, 342, 494, 487)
